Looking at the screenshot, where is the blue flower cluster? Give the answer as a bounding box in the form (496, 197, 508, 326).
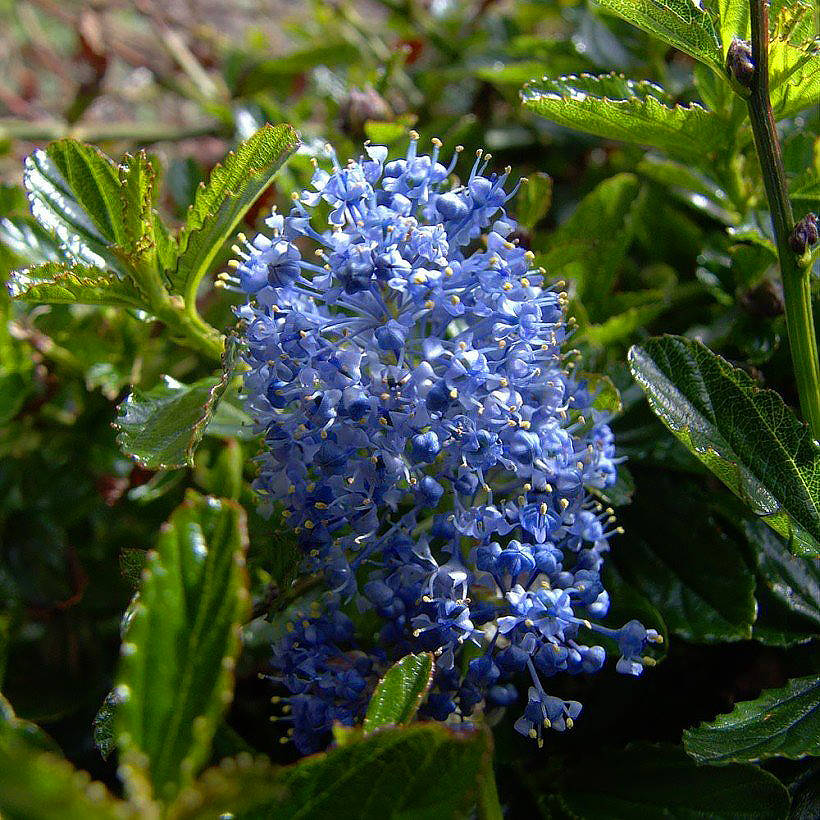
(233, 135, 661, 753)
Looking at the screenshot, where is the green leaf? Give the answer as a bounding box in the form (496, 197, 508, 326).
(516, 171, 552, 231)
(536, 173, 639, 322)
(363, 653, 434, 733)
(170, 124, 299, 303)
(715, 0, 750, 58)
(521, 73, 727, 158)
(0, 696, 128, 820)
(7, 262, 146, 309)
(769, 43, 820, 120)
(593, 0, 723, 73)
(615, 470, 756, 641)
(115, 491, 251, 804)
(628, 336, 820, 557)
(23, 141, 126, 273)
(0, 217, 61, 266)
(684, 676, 820, 764)
(744, 519, 820, 638)
(363, 121, 408, 145)
(115, 335, 241, 470)
(92, 689, 122, 761)
(117, 151, 177, 274)
(171, 725, 491, 820)
(558, 742, 790, 819)
(791, 174, 820, 204)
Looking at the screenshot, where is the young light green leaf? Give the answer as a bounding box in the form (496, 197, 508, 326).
(684, 676, 820, 763)
(535, 173, 639, 322)
(716, 0, 750, 58)
(170, 124, 299, 304)
(7, 262, 146, 309)
(363, 653, 434, 733)
(521, 73, 727, 158)
(115, 335, 240, 469)
(117, 151, 177, 274)
(593, 0, 723, 73)
(1, 697, 129, 820)
(770, 44, 820, 120)
(115, 491, 251, 805)
(24, 140, 127, 273)
(628, 336, 820, 557)
(170, 725, 491, 820)
(558, 742, 789, 819)
(790, 174, 820, 204)
(516, 171, 552, 232)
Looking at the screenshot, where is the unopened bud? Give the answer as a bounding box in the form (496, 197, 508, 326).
(789, 213, 818, 255)
(726, 39, 754, 95)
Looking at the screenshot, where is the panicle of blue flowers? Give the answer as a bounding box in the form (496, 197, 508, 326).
(233, 134, 661, 753)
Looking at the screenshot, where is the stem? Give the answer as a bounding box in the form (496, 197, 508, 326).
(745, 0, 820, 437)
(476, 754, 504, 820)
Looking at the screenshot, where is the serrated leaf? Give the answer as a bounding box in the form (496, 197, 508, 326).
(558, 742, 790, 819)
(1, 696, 128, 820)
(117, 151, 177, 273)
(684, 676, 820, 764)
(0, 217, 61, 266)
(115, 491, 251, 804)
(536, 173, 639, 322)
(170, 124, 299, 303)
(170, 725, 491, 820)
(115, 335, 240, 469)
(521, 73, 727, 158)
(628, 336, 820, 557)
(364, 653, 434, 733)
(770, 42, 820, 120)
(715, 0, 750, 58)
(93, 689, 123, 761)
(594, 0, 723, 73)
(615, 470, 756, 641)
(24, 141, 126, 272)
(7, 262, 146, 309)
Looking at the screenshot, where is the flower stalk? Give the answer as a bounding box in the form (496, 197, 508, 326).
(742, 0, 820, 437)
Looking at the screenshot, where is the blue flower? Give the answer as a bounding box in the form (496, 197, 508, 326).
(233, 135, 658, 752)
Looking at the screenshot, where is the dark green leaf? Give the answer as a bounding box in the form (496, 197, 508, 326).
(558, 743, 789, 819)
(119, 549, 147, 589)
(615, 470, 756, 642)
(628, 336, 820, 557)
(521, 73, 727, 158)
(7, 262, 146, 309)
(170, 124, 299, 303)
(536, 173, 639, 322)
(744, 519, 820, 638)
(684, 676, 820, 764)
(363, 653, 434, 733)
(115, 491, 251, 804)
(594, 0, 723, 73)
(92, 689, 122, 760)
(516, 171, 552, 231)
(171, 725, 491, 820)
(115, 335, 241, 469)
(0, 696, 127, 819)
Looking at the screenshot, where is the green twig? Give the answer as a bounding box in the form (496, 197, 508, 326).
(742, 0, 820, 437)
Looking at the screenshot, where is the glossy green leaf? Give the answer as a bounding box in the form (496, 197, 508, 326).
(1, 696, 128, 820)
(522, 73, 727, 158)
(744, 519, 820, 643)
(171, 725, 491, 820)
(558, 743, 789, 819)
(516, 171, 552, 231)
(536, 173, 639, 322)
(363, 652, 434, 733)
(23, 141, 126, 273)
(7, 262, 146, 309)
(615, 470, 756, 641)
(115, 491, 251, 804)
(593, 0, 723, 73)
(115, 336, 240, 469)
(0, 217, 61, 266)
(628, 336, 820, 557)
(684, 676, 820, 764)
(170, 124, 299, 303)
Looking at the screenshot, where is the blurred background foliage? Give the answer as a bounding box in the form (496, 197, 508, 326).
(0, 0, 817, 816)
